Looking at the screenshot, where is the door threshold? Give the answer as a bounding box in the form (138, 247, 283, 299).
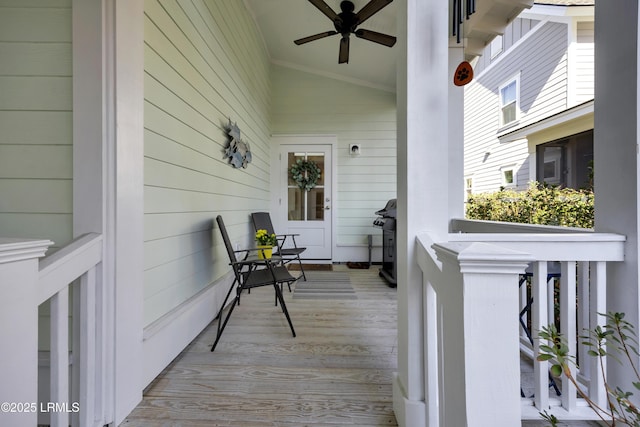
(288, 263, 333, 271)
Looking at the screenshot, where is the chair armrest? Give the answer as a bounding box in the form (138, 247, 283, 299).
(275, 234, 301, 249)
(232, 247, 276, 261)
(229, 258, 269, 268)
(229, 252, 279, 268)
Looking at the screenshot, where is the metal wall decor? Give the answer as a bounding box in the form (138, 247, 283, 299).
(452, 0, 476, 44)
(224, 118, 252, 169)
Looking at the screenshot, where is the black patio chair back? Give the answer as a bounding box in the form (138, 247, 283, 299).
(251, 212, 307, 281)
(211, 215, 297, 352)
(217, 214, 240, 271)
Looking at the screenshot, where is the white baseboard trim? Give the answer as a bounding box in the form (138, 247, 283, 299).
(141, 272, 234, 387)
(393, 372, 426, 427)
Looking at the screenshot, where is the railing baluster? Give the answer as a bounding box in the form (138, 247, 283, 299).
(532, 261, 550, 410)
(50, 287, 70, 427)
(72, 267, 96, 427)
(424, 279, 440, 427)
(577, 261, 590, 381)
(560, 261, 577, 411)
(589, 261, 607, 408)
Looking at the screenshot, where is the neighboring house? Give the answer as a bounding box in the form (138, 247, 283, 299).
(464, 1, 595, 196)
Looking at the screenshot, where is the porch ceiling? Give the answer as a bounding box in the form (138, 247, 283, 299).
(243, 0, 533, 91)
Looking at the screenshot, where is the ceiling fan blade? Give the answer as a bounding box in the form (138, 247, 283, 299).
(294, 30, 338, 45)
(339, 37, 350, 64)
(354, 29, 396, 47)
(307, 0, 340, 22)
(356, 0, 394, 25)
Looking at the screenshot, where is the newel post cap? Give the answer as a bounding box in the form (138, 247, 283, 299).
(433, 241, 533, 274)
(0, 238, 54, 264)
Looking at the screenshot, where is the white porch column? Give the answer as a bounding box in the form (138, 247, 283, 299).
(594, 1, 640, 396)
(0, 239, 52, 427)
(394, 0, 450, 425)
(72, 0, 145, 423)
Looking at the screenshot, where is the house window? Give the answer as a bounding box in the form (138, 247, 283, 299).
(499, 76, 519, 126)
(490, 35, 503, 59)
(501, 166, 516, 187)
(542, 147, 562, 184)
(465, 177, 473, 198)
(536, 131, 594, 189)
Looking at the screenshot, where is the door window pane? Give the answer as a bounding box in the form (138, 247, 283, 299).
(306, 188, 324, 221)
(287, 153, 305, 186)
(288, 188, 304, 220)
(306, 153, 325, 186)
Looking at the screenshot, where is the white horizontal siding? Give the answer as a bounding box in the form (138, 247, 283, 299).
(465, 21, 568, 194)
(143, 0, 272, 326)
(0, 2, 72, 249)
(574, 21, 594, 103)
(270, 65, 396, 249)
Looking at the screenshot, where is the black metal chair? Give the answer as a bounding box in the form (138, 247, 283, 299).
(251, 212, 307, 281)
(211, 215, 297, 352)
(519, 261, 562, 397)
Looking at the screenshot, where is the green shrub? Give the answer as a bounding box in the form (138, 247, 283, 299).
(466, 182, 594, 228)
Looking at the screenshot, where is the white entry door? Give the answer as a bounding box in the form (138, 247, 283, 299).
(278, 144, 332, 260)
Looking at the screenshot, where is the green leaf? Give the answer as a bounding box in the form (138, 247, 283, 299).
(550, 364, 563, 377)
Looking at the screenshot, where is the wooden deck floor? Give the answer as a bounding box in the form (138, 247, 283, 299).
(122, 265, 399, 426)
(121, 265, 601, 426)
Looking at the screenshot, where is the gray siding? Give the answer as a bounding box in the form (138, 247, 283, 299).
(144, 0, 272, 326)
(0, 0, 73, 249)
(270, 65, 396, 249)
(465, 21, 568, 193)
(473, 18, 540, 75)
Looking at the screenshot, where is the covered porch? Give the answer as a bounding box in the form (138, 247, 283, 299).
(1, 1, 639, 427)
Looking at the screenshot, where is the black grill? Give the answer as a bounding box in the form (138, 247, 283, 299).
(373, 199, 397, 287)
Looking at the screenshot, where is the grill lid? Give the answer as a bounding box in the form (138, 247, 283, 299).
(375, 198, 397, 218)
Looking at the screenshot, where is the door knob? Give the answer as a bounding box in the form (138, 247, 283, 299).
(325, 206, 331, 210)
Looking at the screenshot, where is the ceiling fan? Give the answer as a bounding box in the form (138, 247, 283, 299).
(294, 0, 397, 64)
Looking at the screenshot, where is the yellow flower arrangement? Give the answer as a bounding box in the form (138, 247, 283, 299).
(255, 229, 277, 246)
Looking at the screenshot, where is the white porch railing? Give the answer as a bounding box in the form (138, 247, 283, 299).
(417, 219, 625, 425)
(0, 233, 108, 427)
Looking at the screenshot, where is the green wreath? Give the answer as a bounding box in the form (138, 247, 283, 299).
(290, 159, 321, 191)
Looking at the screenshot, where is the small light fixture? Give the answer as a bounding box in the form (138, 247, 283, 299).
(349, 144, 361, 156)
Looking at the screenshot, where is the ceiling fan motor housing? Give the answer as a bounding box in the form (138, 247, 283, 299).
(335, 1, 358, 36)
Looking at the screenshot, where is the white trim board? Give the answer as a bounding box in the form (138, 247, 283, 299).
(142, 272, 234, 387)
